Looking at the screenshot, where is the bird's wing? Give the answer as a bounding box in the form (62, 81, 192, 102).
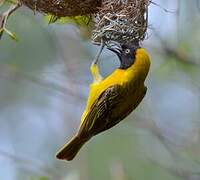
(78, 84, 124, 137)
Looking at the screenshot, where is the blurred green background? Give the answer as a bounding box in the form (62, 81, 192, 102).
(0, 0, 200, 180)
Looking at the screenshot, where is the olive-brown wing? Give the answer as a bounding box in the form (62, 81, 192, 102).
(78, 85, 125, 138)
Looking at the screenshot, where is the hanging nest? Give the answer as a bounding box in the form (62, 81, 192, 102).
(20, 0, 150, 45)
(92, 0, 149, 46)
(20, 0, 102, 17)
(1, 0, 149, 44)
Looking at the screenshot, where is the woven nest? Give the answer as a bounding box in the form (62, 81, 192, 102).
(20, 0, 102, 17)
(7, 0, 149, 45)
(92, 0, 149, 46)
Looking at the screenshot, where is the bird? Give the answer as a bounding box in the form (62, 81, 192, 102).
(56, 40, 151, 161)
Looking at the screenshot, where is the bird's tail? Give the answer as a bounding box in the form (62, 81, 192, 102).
(56, 135, 87, 161)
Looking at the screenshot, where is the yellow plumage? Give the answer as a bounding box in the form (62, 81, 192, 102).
(56, 46, 150, 161)
(81, 48, 150, 123)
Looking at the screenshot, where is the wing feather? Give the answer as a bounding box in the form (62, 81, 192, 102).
(78, 85, 123, 137)
(78, 82, 147, 138)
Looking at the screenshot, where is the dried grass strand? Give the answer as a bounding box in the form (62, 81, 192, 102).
(92, 0, 150, 46)
(20, 0, 102, 17)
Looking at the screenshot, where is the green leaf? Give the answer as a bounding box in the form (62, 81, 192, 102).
(45, 15, 93, 27)
(4, 28, 19, 41)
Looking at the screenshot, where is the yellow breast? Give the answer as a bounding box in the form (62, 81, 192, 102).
(81, 48, 150, 123)
(81, 69, 125, 122)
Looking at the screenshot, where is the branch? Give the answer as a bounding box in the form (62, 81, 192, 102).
(0, 2, 21, 39)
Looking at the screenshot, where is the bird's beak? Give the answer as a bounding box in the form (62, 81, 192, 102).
(107, 47, 122, 59)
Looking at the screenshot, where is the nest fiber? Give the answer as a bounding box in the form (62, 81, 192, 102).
(20, 0, 102, 17)
(92, 0, 149, 45)
(20, 0, 149, 45)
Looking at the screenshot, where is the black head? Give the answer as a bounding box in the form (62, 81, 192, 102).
(108, 41, 140, 69)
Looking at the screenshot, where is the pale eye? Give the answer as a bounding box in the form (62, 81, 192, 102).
(125, 49, 130, 54)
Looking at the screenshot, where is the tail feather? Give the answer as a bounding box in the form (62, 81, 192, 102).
(56, 136, 87, 161)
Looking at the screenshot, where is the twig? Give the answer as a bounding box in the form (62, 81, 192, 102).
(149, 0, 176, 13)
(0, 2, 21, 39)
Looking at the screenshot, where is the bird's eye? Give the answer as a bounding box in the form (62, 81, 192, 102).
(125, 49, 130, 54)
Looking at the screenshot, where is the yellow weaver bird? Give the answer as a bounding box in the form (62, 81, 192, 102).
(56, 41, 150, 161)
